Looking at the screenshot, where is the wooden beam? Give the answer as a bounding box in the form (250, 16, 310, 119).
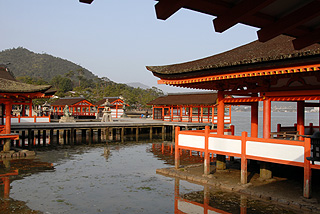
(213, 0, 275, 33)
(258, 1, 320, 42)
(155, 0, 187, 20)
(293, 27, 320, 50)
(79, 0, 94, 4)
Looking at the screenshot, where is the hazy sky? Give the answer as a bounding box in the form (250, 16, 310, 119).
(1, 0, 258, 93)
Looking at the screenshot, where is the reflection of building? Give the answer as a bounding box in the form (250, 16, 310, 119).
(51, 97, 96, 118)
(0, 158, 53, 200)
(95, 97, 128, 119)
(148, 93, 231, 125)
(174, 178, 248, 214)
(148, 35, 320, 198)
(151, 143, 206, 166)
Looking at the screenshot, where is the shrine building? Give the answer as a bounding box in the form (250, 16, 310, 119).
(50, 97, 96, 119)
(95, 97, 128, 119)
(148, 92, 231, 125)
(0, 64, 53, 150)
(147, 35, 320, 198)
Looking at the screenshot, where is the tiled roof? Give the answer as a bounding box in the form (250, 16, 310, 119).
(95, 97, 120, 106)
(0, 65, 51, 93)
(146, 35, 320, 78)
(148, 93, 218, 106)
(50, 97, 90, 106)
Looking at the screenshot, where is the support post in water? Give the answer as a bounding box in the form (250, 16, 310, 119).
(175, 126, 180, 169)
(241, 131, 248, 184)
(204, 126, 210, 175)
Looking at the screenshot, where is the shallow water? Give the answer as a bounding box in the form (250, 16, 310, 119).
(231, 111, 319, 137)
(0, 137, 302, 214)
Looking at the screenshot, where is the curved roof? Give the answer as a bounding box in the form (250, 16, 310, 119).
(148, 93, 218, 106)
(147, 35, 320, 79)
(0, 65, 51, 93)
(95, 97, 123, 106)
(50, 97, 92, 106)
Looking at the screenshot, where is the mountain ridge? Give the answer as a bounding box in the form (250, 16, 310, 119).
(0, 47, 98, 81)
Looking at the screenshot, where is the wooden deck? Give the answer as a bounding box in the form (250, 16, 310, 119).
(4, 118, 213, 149)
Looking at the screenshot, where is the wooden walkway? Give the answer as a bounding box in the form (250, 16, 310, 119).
(6, 118, 211, 148)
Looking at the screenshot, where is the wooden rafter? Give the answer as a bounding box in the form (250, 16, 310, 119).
(257, 1, 320, 42)
(79, 0, 94, 4)
(293, 27, 320, 50)
(155, 0, 187, 20)
(152, 0, 320, 48)
(213, 0, 275, 33)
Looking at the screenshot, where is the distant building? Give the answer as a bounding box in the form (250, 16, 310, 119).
(95, 97, 128, 119)
(148, 93, 231, 125)
(50, 97, 96, 119)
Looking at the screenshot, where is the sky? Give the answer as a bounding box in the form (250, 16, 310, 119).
(0, 0, 258, 93)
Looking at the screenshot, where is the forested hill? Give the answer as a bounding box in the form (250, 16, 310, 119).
(0, 47, 164, 109)
(0, 47, 97, 80)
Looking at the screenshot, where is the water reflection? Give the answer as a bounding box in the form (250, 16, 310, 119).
(0, 157, 54, 213)
(151, 142, 205, 165)
(174, 177, 299, 214)
(0, 141, 303, 214)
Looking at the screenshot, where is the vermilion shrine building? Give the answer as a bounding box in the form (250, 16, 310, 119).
(0, 65, 53, 150)
(148, 92, 231, 125)
(50, 97, 96, 118)
(95, 97, 128, 119)
(147, 35, 320, 198)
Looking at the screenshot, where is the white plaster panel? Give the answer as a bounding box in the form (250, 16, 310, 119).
(20, 118, 34, 123)
(246, 141, 304, 163)
(178, 134, 205, 149)
(36, 118, 50, 123)
(11, 118, 19, 123)
(178, 200, 203, 214)
(209, 137, 241, 154)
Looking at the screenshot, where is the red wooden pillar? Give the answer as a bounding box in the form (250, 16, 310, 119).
(263, 98, 271, 139)
(297, 101, 305, 141)
(304, 137, 312, 198)
(170, 107, 173, 122)
(175, 126, 180, 169)
(200, 106, 203, 123)
(211, 107, 214, 123)
(217, 91, 226, 170)
(29, 103, 32, 117)
(241, 131, 248, 184)
(204, 126, 210, 175)
(190, 107, 193, 122)
(22, 105, 25, 116)
(5, 102, 12, 134)
(261, 98, 272, 179)
(217, 91, 224, 135)
(251, 102, 258, 138)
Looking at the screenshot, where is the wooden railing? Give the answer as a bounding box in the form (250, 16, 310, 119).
(174, 126, 315, 198)
(4, 116, 51, 123)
